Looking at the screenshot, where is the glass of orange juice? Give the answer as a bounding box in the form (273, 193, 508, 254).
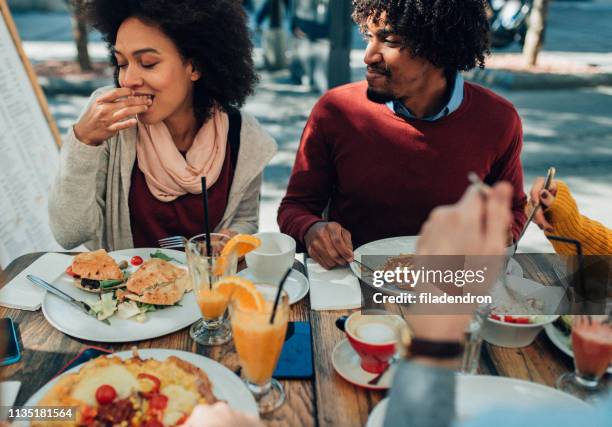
(230, 284, 289, 413)
(186, 233, 237, 346)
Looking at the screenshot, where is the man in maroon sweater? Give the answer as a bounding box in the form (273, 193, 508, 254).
(278, 0, 527, 269)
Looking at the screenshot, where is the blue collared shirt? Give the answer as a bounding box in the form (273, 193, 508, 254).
(386, 72, 464, 121)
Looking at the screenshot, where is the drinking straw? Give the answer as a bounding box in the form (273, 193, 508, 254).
(270, 268, 292, 324)
(201, 177, 213, 290)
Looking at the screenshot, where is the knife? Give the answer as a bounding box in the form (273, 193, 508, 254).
(27, 275, 110, 325)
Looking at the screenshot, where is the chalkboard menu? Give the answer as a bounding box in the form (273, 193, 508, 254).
(0, 0, 63, 268)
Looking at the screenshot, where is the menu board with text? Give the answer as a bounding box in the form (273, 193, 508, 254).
(0, 1, 62, 268)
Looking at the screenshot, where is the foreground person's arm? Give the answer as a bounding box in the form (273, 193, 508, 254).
(459, 397, 612, 427)
(384, 183, 512, 427)
(183, 402, 262, 427)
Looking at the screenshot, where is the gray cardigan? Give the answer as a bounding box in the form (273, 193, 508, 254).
(48, 87, 277, 250)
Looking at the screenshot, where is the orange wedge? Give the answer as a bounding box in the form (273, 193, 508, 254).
(214, 276, 265, 312)
(220, 234, 261, 258)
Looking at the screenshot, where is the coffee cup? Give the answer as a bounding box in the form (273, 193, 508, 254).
(245, 232, 296, 283)
(335, 312, 408, 373)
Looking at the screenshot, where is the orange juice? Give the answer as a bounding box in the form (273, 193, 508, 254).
(196, 288, 229, 319)
(231, 301, 288, 385)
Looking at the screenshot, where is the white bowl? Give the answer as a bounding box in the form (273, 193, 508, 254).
(482, 315, 559, 348)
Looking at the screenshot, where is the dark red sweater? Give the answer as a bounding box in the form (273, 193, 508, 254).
(129, 145, 233, 248)
(278, 81, 527, 250)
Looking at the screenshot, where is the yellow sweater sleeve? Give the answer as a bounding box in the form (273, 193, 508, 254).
(544, 181, 612, 255)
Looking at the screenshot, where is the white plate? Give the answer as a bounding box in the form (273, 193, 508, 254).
(331, 339, 396, 390)
(24, 349, 258, 417)
(544, 323, 612, 374)
(42, 248, 200, 343)
(237, 268, 309, 305)
(350, 236, 419, 295)
(366, 375, 590, 427)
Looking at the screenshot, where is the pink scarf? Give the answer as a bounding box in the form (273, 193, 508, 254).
(136, 109, 229, 202)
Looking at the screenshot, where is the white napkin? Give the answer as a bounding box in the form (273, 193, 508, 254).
(0, 253, 73, 311)
(0, 381, 21, 407)
(306, 259, 362, 310)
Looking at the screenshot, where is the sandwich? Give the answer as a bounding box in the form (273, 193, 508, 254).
(69, 249, 126, 293)
(118, 259, 191, 306)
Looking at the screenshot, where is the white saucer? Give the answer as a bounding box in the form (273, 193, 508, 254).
(237, 268, 309, 305)
(331, 339, 396, 390)
(506, 258, 524, 277)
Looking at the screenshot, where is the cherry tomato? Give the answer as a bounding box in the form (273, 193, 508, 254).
(490, 314, 501, 321)
(95, 384, 117, 405)
(131, 256, 144, 266)
(509, 316, 530, 324)
(149, 394, 168, 411)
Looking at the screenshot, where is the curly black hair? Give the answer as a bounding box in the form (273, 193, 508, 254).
(87, 0, 258, 124)
(352, 0, 490, 72)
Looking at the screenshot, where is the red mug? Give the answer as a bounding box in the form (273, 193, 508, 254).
(336, 313, 406, 374)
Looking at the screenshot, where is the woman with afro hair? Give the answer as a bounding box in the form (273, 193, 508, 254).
(49, 0, 276, 250)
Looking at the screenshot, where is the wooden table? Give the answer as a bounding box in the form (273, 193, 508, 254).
(0, 253, 576, 426)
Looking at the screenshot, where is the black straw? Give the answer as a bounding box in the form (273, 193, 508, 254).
(201, 177, 213, 289)
(270, 268, 292, 324)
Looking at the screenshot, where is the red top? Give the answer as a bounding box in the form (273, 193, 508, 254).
(278, 81, 527, 250)
(129, 145, 234, 248)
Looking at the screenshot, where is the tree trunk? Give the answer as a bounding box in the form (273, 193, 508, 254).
(68, 0, 92, 71)
(523, 0, 550, 67)
(327, 0, 352, 89)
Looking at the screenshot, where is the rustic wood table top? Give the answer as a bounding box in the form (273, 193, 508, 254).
(0, 252, 576, 427)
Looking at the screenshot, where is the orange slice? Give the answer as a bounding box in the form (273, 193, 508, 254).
(214, 276, 265, 312)
(220, 234, 261, 258)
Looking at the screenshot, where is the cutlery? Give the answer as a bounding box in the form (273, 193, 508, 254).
(27, 275, 110, 325)
(158, 235, 186, 249)
(517, 166, 556, 246)
(351, 258, 377, 275)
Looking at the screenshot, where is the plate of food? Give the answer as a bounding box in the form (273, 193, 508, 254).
(25, 348, 257, 426)
(545, 316, 612, 374)
(41, 248, 200, 342)
(366, 374, 589, 427)
(350, 236, 420, 296)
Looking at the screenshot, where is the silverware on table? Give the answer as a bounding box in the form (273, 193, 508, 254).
(158, 235, 187, 249)
(351, 258, 377, 275)
(26, 275, 110, 325)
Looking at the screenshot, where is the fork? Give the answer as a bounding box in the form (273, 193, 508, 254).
(158, 235, 187, 249)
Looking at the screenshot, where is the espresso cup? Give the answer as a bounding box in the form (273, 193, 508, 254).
(245, 232, 296, 283)
(336, 312, 407, 373)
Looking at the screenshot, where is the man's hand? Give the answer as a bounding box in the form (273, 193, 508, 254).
(417, 182, 513, 256)
(304, 221, 353, 269)
(184, 402, 263, 427)
(529, 177, 559, 232)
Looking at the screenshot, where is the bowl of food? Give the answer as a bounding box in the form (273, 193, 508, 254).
(481, 276, 565, 348)
(482, 314, 559, 348)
